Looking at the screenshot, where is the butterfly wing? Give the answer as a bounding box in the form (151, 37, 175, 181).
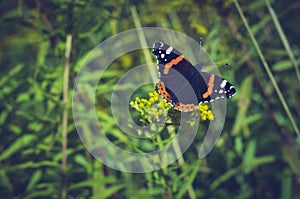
(152, 42, 236, 111)
(153, 42, 200, 111)
(197, 72, 236, 102)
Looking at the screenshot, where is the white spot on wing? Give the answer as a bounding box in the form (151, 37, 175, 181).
(166, 46, 173, 54)
(220, 80, 227, 88)
(159, 42, 164, 47)
(219, 90, 223, 94)
(161, 54, 165, 58)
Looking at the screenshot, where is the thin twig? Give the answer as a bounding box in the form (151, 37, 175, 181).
(61, 34, 72, 199)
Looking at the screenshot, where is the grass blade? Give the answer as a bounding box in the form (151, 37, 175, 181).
(233, 0, 300, 138)
(265, 0, 300, 83)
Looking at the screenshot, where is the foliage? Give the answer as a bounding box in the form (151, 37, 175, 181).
(0, 0, 300, 198)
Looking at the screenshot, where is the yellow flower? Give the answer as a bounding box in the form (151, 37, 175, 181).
(189, 120, 195, 126)
(207, 110, 214, 120)
(198, 104, 214, 121)
(147, 91, 159, 105)
(139, 103, 145, 108)
(148, 98, 155, 104)
(198, 104, 208, 111)
(130, 90, 214, 124)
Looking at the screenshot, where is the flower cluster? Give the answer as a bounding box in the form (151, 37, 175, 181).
(129, 91, 172, 123)
(197, 103, 214, 121)
(130, 91, 214, 124)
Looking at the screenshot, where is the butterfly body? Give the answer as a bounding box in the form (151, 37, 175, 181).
(152, 42, 236, 111)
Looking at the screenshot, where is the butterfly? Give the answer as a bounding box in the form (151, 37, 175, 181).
(152, 42, 236, 111)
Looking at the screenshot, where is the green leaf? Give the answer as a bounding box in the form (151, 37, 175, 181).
(0, 169, 13, 191)
(280, 169, 292, 199)
(36, 40, 50, 66)
(7, 161, 58, 170)
(272, 59, 300, 72)
(243, 156, 275, 171)
(23, 185, 58, 199)
(0, 64, 24, 88)
(232, 76, 253, 136)
(210, 166, 241, 190)
(0, 134, 37, 162)
(282, 143, 300, 182)
(16, 92, 31, 103)
(176, 161, 200, 199)
(26, 170, 42, 191)
(211, 155, 275, 190)
(8, 124, 22, 135)
(242, 140, 256, 173)
(93, 184, 125, 199)
(234, 136, 243, 155)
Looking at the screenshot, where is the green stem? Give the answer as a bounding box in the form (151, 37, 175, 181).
(130, 6, 196, 199)
(130, 6, 158, 83)
(61, 34, 72, 199)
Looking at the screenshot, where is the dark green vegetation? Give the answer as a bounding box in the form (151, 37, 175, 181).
(1, 0, 300, 198)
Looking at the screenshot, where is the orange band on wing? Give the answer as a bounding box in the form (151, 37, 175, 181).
(164, 55, 184, 75)
(202, 75, 215, 99)
(174, 103, 195, 111)
(157, 81, 171, 101)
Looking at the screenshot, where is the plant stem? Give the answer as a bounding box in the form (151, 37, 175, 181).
(130, 6, 158, 82)
(61, 34, 72, 199)
(130, 6, 196, 198)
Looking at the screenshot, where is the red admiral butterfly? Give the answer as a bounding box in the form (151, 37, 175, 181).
(152, 42, 236, 112)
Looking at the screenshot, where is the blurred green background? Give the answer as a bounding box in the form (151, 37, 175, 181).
(1, 0, 300, 198)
